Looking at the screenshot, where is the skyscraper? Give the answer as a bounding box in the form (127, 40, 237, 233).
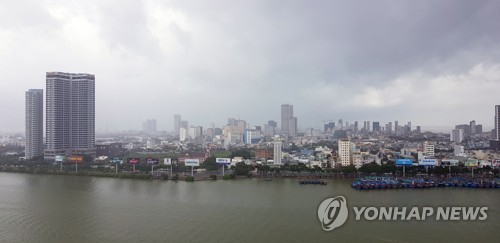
(289, 117, 298, 137)
(273, 139, 282, 165)
(451, 129, 464, 143)
(455, 124, 470, 137)
(45, 72, 95, 159)
(338, 138, 351, 166)
(142, 119, 157, 135)
(25, 89, 43, 160)
(386, 122, 392, 133)
(470, 120, 476, 135)
(365, 121, 370, 132)
(281, 104, 293, 135)
(496, 105, 500, 140)
(174, 114, 181, 133)
(266, 120, 277, 136)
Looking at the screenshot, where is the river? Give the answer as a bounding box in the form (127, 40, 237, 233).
(0, 173, 498, 242)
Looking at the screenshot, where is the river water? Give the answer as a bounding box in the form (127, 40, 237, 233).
(0, 173, 498, 242)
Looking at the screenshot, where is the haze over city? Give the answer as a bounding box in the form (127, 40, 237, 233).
(1, 0, 499, 133)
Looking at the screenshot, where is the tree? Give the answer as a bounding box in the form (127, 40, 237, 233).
(341, 165, 357, 173)
(202, 157, 219, 171)
(256, 164, 271, 172)
(359, 162, 381, 174)
(234, 162, 251, 175)
(380, 164, 396, 174)
(230, 149, 254, 159)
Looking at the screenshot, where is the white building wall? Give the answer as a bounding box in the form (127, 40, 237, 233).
(273, 141, 283, 165)
(338, 139, 351, 166)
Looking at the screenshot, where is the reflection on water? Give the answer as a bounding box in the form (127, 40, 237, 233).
(0, 172, 498, 242)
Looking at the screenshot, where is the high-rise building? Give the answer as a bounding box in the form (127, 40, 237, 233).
(423, 141, 435, 158)
(416, 126, 421, 134)
(188, 126, 203, 139)
(289, 117, 298, 137)
(228, 118, 238, 126)
(324, 122, 335, 132)
(45, 72, 95, 159)
(476, 124, 483, 134)
(469, 120, 476, 135)
(174, 114, 181, 133)
(366, 121, 370, 132)
(338, 138, 351, 166)
(265, 120, 277, 136)
(338, 119, 343, 129)
(281, 104, 293, 134)
(179, 127, 188, 141)
(180, 120, 188, 129)
(372, 122, 380, 132)
(455, 124, 470, 137)
(25, 89, 44, 160)
(268, 120, 277, 127)
(237, 119, 247, 134)
(495, 105, 500, 140)
(273, 140, 283, 165)
(385, 122, 392, 133)
(451, 129, 464, 143)
(244, 129, 262, 144)
(354, 121, 358, 134)
(142, 119, 157, 135)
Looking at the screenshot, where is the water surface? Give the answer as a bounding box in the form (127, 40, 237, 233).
(0, 173, 498, 242)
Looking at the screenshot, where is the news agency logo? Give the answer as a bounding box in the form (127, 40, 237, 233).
(317, 196, 349, 231)
(318, 196, 489, 232)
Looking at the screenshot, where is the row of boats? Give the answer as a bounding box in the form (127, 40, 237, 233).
(299, 180, 328, 185)
(352, 176, 500, 190)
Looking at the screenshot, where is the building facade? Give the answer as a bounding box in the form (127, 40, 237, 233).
(281, 104, 293, 135)
(273, 140, 283, 165)
(338, 139, 351, 166)
(496, 105, 500, 140)
(423, 141, 435, 158)
(25, 89, 44, 160)
(451, 129, 464, 143)
(45, 72, 95, 159)
(142, 119, 157, 135)
(289, 117, 298, 137)
(174, 114, 181, 134)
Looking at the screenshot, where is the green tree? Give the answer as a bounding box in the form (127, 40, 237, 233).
(230, 149, 254, 159)
(380, 164, 396, 174)
(359, 162, 381, 174)
(202, 157, 219, 171)
(341, 165, 357, 173)
(234, 162, 251, 175)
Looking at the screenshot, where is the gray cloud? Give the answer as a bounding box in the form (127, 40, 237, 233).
(1, 0, 499, 134)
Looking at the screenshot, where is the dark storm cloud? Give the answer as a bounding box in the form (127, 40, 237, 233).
(1, 0, 499, 133)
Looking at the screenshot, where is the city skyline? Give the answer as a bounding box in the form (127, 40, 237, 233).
(1, 1, 500, 133)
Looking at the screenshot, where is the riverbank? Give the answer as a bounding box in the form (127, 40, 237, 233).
(1, 166, 498, 182)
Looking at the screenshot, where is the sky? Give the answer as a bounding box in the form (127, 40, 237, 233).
(1, 0, 499, 134)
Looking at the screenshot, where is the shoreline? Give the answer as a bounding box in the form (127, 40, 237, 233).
(1, 168, 498, 182)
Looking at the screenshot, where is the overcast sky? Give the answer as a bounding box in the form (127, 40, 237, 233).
(1, 0, 499, 134)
